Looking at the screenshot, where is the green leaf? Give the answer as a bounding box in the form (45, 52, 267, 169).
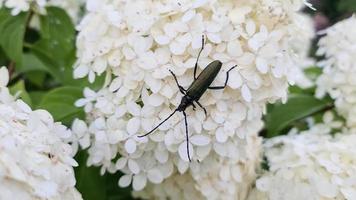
(37, 6, 75, 62)
(9, 80, 32, 106)
(37, 86, 84, 125)
(0, 8, 28, 65)
(264, 94, 333, 138)
(17, 53, 51, 73)
(75, 151, 134, 200)
(29, 6, 76, 84)
(0, 48, 7, 66)
(338, 0, 356, 12)
(75, 151, 107, 200)
(26, 71, 46, 87)
(27, 6, 105, 88)
(304, 66, 322, 82)
(29, 91, 45, 108)
(288, 85, 315, 95)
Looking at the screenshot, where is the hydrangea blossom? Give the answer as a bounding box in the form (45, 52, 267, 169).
(316, 16, 356, 131)
(0, 67, 82, 200)
(0, 0, 82, 22)
(247, 117, 356, 200)
(73, 0, 314, 198)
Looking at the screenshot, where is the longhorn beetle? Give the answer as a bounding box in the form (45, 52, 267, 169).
(138, 35, 237, 162)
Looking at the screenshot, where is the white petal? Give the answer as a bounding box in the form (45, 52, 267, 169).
(231, 166, 242, 182)
(213, 142, 227, 156)
(341, 187, 356, 200)
(72, 119, 88, 137)
(115, 157, 128, 170)
(170, 40, 186, 55)
(125, 139, 137, 154)
(145, 76, 162, 93)
(118, 175, 132, 187)
(79, 134, 91, 149)
(241, 84, 252, 102)
(181, 10, 195, 22)
(190, 135, 210, 146)
(83, 87, 96, 98)
(316, 177, 338, 198)
(255, 176, 271, 192)
(147, 169, 164, 184)
(154, 35, 170, 45)
(207, 33, 221, 44)
(227, 41, 243, 57)
(177, 159, 190, 174)
(128, 159, 140, 174)
(126, 102, 141, 116)
(228, 70, 242, 89)
(75, 98, 88, 107)
(219, 165, 230, 181)
(178, 141, 194, 162)
(73, 65, 89, 79)
(0, 67, 9, 87)
(108, 50, 122, 67)
(132, 174, 147, 191)
(256, 57, 268, 74)
(89, 70, 96, 83)
(147, 94, 164, 107)
(246, 20, 256, 36)
(109, 77, 122, 92)
(154, 149, 169, 163)
(137, 52, 157, 69)
(126, 118, 141, 135)
(216, 127, 228, 143)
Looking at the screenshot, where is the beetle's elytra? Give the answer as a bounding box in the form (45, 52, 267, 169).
(138, 35, 237, 162)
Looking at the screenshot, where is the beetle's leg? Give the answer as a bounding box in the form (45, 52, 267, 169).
(182, 111, 192, 162)
(194, 35, 205, 80)
(191, 102, 197, 111)
(195, 100, 207, 117)
(169, 69, 186, 95)
(208, 65, 237, 90)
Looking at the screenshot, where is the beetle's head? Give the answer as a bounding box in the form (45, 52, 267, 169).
(177, 96, 192, 112)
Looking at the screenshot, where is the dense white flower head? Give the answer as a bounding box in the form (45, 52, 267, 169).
(0, 67, 82, 200)
(73, 0, 314, 198)
(132, 132, 262, 200)
(247, 114, 356, 200)
(316, 16, 356, 131)
(0, 0, 82, 22)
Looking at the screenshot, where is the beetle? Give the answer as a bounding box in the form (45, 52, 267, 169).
(138, 35, 237, 162)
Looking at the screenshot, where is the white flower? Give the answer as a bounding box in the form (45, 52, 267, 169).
(73, 0, 314, 198)
(0, 67, 82, 200)
(0, 66, 9, 87)
(0, 0, 82, 22)
(248, 122, 356, 200)
(316, 16, 356, 131)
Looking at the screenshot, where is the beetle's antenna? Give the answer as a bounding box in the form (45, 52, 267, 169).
(138, 109, 178, 138)
(193, 35, 205, 80)
(182, 111, 191, 162)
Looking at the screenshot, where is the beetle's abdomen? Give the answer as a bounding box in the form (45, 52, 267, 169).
(187, 60, 222, 100)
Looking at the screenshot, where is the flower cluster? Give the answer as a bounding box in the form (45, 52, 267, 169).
(0, 67, 82, 200)
(316, 16, 356, 131)
(0, 0, 82, 22)
(73, 0, 314, 198)
(248, 117, 356, 200)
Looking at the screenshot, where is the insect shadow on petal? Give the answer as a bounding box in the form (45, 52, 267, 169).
(137, 35, 237, 162)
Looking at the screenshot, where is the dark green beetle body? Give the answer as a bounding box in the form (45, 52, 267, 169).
(177, 60, 223, 112)
(138, 36, 237, 162)
(186, 60, 222, 100)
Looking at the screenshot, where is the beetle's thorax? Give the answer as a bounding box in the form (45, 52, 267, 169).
(177, 95, 193, 112)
